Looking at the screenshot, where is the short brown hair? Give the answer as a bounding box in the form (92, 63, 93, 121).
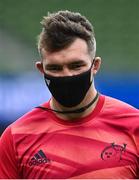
(38, 10, 96, 57)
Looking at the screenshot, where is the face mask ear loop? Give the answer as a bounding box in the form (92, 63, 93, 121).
(91, 58, 95, 69)
(89, 58, 95, 84)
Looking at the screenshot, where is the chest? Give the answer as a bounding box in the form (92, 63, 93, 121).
(16, 126, 139, 178)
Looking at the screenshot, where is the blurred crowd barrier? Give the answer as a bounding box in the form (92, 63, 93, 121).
(0, 72, 138, 135)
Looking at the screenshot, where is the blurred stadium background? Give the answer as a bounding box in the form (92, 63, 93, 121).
(0, 0, 139, 135)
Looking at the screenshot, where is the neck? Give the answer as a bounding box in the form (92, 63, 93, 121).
(50, 87, 98, 120)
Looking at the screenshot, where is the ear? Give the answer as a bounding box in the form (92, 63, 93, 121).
(92, 57, 101, 75)
(35, 61, 45, 74)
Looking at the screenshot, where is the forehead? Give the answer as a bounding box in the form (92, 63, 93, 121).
(41, 38, 91, 65)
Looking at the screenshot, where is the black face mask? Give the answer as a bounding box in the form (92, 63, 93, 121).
(44, 63, 93, 107)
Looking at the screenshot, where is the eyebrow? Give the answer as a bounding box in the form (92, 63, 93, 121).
(69, 60, 86, 65)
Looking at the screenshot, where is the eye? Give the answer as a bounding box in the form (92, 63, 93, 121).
(45, 65, 63, 72)
(68, 63, 85, 70)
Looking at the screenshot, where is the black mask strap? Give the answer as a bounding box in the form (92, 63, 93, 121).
(36, 92, 99, 114)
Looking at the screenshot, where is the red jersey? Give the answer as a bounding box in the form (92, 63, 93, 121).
(0, 94, 139, 179)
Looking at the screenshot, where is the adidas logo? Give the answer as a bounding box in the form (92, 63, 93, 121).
(28, 150, 50, 166)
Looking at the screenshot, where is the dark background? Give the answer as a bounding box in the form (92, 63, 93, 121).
(0, 0, 139, 135)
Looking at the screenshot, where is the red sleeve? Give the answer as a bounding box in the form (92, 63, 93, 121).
(0, 126, 19, 179)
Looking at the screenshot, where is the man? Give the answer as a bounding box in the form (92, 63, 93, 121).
(0, 10, 139, 179)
